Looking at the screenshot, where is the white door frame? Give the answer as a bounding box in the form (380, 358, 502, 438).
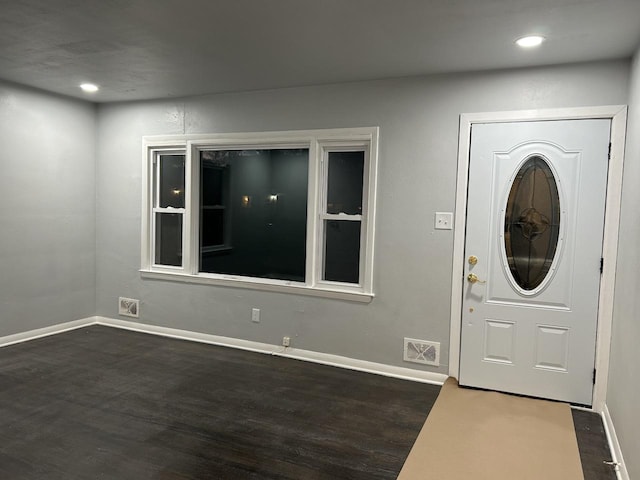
(449, 106, 627, 411)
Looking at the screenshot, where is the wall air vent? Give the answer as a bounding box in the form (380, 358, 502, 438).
(118, 297, 139, 318)
(403, 337, 440, 366)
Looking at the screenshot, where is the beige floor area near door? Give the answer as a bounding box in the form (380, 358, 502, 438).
(398, 378, 584, 480)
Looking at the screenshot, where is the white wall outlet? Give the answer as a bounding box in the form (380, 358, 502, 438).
(282, 336, 291, 347)
(403, 337, 440, 366)
(251, 308, 260, 323)
(118, 297, 139, 318)
(434, 212, 453, 230)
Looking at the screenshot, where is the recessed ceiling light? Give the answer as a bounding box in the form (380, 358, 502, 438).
(80, 83, 99, 93)
(516, 35, 545, 48)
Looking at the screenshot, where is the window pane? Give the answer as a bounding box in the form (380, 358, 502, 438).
(155, 213, 183, 266)
(202, 164, 225, 206)
(202, 209, 224, 247)
(323, 220, 361, 283)
(504, 156, 560, 290)
(200, 149, 308, 282)
(326, 151, 364, 215)
(159, 154, 185, 208)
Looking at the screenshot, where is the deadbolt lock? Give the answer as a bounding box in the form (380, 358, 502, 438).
(468, 255, 478, 266)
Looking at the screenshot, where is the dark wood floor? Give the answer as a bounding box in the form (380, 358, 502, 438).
(573, 409, 618, 480)
(0, 326, 438, 479)
(0, 326, 616, 479)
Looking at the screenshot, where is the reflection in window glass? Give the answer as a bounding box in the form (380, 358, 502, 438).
(201, 163, 229, 250)
(324, 220, 361, 283)
(159, 155, 185, 208)
(504, 156, 560, 290)
(155, 213, 183, 266)
(202, 209, 225, 247)
(202, 164, 225, 207)
(326, 151, 364, 215)
(199, 149, 309, 282)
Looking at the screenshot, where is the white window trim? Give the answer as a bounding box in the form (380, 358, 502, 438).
(141, 127, 379, 302)
(142, 145, 191, 274)
(316, 143, 371, 290)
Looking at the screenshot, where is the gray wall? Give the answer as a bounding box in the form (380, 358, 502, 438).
(95, 60, 629, 374)
(608, 48, 640, 478)
(0, 81, 96, 336)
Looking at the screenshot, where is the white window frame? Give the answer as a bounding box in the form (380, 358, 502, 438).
(317, 143, 371, 290)
(141, 127, 378, 302)
(143, 146, 192, 274)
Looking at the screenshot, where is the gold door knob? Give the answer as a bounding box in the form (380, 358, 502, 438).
(468, 255, 478, 265)
(467, 273, 486, 284)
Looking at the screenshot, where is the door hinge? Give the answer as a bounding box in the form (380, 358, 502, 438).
(608, 142, 612, 160)
(600, 257, 604, 274)
(593, 368, 597, 384)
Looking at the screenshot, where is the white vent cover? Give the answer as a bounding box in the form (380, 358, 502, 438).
(118, 297, 139, 318)
(403, 337, 440, 366)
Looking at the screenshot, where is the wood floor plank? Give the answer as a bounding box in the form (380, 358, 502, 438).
(0, 326, 439, 479)
(572, 410, 618, 480)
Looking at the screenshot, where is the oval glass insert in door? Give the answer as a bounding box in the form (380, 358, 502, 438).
(504, 155, 561, 292)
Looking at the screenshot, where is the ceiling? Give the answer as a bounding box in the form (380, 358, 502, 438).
(1, 0, 639, 103)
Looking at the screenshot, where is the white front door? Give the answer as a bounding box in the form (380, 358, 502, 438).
(459, 119, 610, 406)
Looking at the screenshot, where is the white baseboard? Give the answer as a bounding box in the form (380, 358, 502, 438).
(602, 404, 630, 480)
(0, 316, 447, 386)
(95, 316, 448, 385)
(0, 317, 96, 348)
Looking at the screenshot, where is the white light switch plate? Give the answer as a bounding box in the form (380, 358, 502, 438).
(434, 212, 453, 230)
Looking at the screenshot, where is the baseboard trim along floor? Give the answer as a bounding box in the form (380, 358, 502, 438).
(0, 316, 447, 386)
(94, 317, 448, 386)
(0, 317, 96, 348)
(602, 404, 630, 480)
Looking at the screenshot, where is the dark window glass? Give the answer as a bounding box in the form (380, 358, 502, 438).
(199, 149, 308, 282)
(504, 156, 560, 290)
(201, 163, 229, 249)
(159, 155, 185, 208)
(326, 151, 364, 215)
(155, 213, 182, 266)
(202, 209, 225, 247)
(202, 165, 224, 206)
(323, 220, 361, 283)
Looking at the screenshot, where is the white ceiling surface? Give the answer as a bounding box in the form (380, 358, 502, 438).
(1, 0, 639, 103)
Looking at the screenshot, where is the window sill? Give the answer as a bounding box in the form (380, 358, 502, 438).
(201, 245, 233, 254)
(139, 269, 374, 303)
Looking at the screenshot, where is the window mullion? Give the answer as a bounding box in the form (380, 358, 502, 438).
(306, 139, 320, 287)
(363, 139, 377, 294)
(315, 146, 330, 287)
(359, 148, 370, 287)
(151, 156, 160, 266)
(150, 207, 157, 269)
(181, 146, 190, 273)
(154, 155, 161, 208)
(187, 143, 198, 275)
